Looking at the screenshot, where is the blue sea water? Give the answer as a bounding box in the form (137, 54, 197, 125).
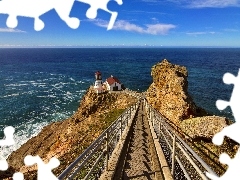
(1, 48, 240, 156)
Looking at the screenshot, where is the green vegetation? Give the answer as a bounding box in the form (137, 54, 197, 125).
(101, 109, 125, 129)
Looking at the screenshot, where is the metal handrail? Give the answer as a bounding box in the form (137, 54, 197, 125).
(144, 99, 217, 179)
(58, 101, 139, 180)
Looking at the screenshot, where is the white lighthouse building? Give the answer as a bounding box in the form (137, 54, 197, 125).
(105, 75, 122, 91)
(94, 71, 104, 94)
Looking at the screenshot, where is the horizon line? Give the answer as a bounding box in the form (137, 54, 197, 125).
(1, 45, 240, 48)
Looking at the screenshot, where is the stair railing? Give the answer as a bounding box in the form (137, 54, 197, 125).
(144, 99, 218, 180)
(58, 101, 139, 180)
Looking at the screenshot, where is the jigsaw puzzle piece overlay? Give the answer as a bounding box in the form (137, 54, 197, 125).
(213, 70, 240, 146)
(0, 126, 15, 146)
(0, 126, 15, 171)
(24, 155, 60, 180)
(206, 69, 240, 179)
(12, 172, 24, 180)
(0, 127, 59, 179)
(216, 71, 240, 120)
(0, 159, 8, 171)
(206, 150, 240, 179)
(0, 126, 24, 180)
(0, 0, 80, 31)
(53, 0, 80, 29)
(76, 0, 123, 30)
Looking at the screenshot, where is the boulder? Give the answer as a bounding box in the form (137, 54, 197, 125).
(146, 59, 206, 125)
(180, 116, 228, 140)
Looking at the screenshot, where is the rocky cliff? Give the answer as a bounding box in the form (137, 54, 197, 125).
(2, 59, 236, 178)
(146, 59, 237, 175)
(145, 59, 232, 140)
(2, 87, 137, 179)
(146, 59, 206, 125)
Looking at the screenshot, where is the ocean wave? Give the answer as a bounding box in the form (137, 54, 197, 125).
(5, 83, 28, 87)
(66, 91, 72, 95)
(21, 90, 34, 95)
(2, 93, 20, 98)
(36, 96, 47, 98)
(36, 95, 56, 98)
(4, 78, 13, 81)
(0, 121, 49, 158)
(76, 90, 86, 93)
(51, 112, 69, 121)
(69, 78, 75, 82)
(31, 82, 46, 86)
(7, 87, 17, 90)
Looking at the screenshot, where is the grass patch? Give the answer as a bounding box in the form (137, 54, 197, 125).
(102, 109, 125, 129)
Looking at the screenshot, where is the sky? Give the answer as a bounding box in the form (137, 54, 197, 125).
(1, 0, 240, 47)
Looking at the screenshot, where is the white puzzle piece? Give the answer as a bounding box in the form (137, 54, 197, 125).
(0, 126, 15, 146)
(0, 0, 79, 31)
(24, 155, 60, 180)
(0, 126, 15, 171)
(207, 69, 240, 179)
(76, 0, 123, 30)
(0, 126, 24, 180)
(0, 0, 123, 31)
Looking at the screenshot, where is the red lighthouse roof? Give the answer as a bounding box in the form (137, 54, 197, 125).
(106, 75, 121, 85)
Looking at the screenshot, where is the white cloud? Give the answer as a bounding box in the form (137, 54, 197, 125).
(145, 24, 176, 35)
(114, 20, 145, 33)
(0, 28, 26, 33)
(224, 28, 239, 32)
(144, 0, 240, 8)
(93, 19, 176, 35)
(186, 31, 216, 36)
(187, 0, 240, 8)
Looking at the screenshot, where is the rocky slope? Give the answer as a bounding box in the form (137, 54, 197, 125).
(146, 59, 237, 175)
(146, 59, 207, 125)
(2, 59, 237, 178)
(145, 59, 233, 140)
(180, 116, 228, 140)
(2, 87, 137, 179)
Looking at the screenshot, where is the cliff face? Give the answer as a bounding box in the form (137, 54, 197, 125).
(146, 59, 204, 125)
(180, 116, 228, 140)
(3, 87, 137, 179)
(146, 59, 230, 141)
(2, 60, 235, 179)
(145, 59, 236, 175)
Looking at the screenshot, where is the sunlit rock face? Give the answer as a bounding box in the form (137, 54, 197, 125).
(146, 59, 206, 125)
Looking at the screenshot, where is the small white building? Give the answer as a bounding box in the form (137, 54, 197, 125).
(94, 71, 104, 94)
(105, 75, 122, 91)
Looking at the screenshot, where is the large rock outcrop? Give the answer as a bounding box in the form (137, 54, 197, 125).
(2, 87, 137, 179)
(145, 59, 238, 176)
(146, 59, 232, 142)
(146, 59, 206, 125)
(180, 116, 228, 140)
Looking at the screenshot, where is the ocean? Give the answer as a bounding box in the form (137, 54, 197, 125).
(0, 48, 240, 156)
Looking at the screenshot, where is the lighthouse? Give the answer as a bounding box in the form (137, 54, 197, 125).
(94, 71, 104, 94)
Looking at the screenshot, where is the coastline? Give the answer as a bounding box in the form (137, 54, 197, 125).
(1, 58, 237, 179)
(3, 87, 138, 179)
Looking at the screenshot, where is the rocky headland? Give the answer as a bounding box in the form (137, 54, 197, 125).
(2, 59, 237, 178)
(146, 59, 229, 140)
(146, 59, 237, 175)
(2, 87, 137, 179)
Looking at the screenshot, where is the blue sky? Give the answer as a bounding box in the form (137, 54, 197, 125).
(1, 0, 240, 47)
